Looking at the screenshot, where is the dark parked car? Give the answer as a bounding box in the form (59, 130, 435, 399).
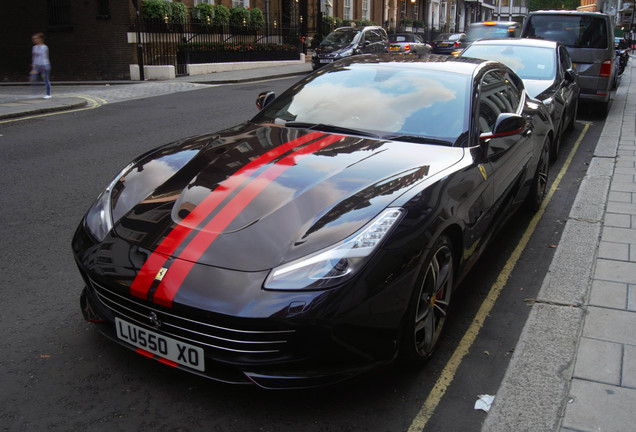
(460, 38, 579, 160)
(432, 33, 467, 54)
(389, 33, 431, 54)
(73, 54, 553, 389)
(311, 26, 389, 70)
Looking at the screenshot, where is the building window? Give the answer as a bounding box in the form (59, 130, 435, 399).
(344, 0, 352, 20)
(194, 0, 213, 4)
(97, 0, 110, 18)
(47, 0, 72, 29)
(232, 0, 250, 7)
(362, 0, 369, 20)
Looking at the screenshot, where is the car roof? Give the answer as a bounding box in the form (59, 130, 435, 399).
(528, 10, 609, 16)
(335, 25, 384, 31)
(469, 38, 559, 49)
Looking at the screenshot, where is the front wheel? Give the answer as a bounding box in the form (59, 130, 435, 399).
(400, 235, 454, 364)
(525, 137, 550, 212)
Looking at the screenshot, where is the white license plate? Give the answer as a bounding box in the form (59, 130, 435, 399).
(320, 59, 333, 63)
(115, 317, 205, 372)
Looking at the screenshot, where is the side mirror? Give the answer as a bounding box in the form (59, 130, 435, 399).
(256, 91, 276, 111)
(481, 113, 526, 139)
(564, 69, 576, 82)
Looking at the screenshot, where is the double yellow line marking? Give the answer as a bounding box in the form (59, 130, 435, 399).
(0, 94, 107, 124)
(407, 123, 591, 431)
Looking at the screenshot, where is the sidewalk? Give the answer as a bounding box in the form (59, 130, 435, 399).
(2, 59, 635, 431)
(0, 62, 313, 120)
(483, 60, 636, 431)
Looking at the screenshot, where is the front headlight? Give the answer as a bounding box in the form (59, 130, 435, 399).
(264, 208, 404, 291)
(337, 47, 355, 58)
(84, 163, 135, 242)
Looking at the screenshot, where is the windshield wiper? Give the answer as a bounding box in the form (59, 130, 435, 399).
(284, 122, 380, 138)
(383, 134, 453, 146)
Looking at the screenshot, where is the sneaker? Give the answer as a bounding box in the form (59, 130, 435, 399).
(43, 95, 51, 99)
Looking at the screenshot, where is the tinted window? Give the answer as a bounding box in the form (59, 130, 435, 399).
(463, 44, 556, 80)
(256, 64, 470, 142)
(321, 29, 359, 46)
(524, 14, 608, 49)
(366, 30, 381, 43)
(558, 46, 572, 75)
(478, 70, 519, 133)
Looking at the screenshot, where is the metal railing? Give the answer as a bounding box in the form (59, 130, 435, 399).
(135, 19, 304, 76)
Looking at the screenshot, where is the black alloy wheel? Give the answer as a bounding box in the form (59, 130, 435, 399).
(401, 235, 454, 364)
(566, 100, 578, 132)
(551, 116, 564, 162)
(525, 137, 550, 212)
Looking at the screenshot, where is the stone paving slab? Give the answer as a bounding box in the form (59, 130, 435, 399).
(562, 379, 636, 432)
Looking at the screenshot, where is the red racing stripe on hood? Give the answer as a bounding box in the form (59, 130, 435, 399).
(151, 133, 345, 308)
(130, 131, 326, 301)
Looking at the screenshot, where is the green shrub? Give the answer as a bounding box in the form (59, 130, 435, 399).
(229, 7, 250, 29)
(212, 5, 230, 27)
(169, 2, 188, 24)
(193, 3, 213, 21)
(248, 8, 264, 31)
(142, 0, 171, 19)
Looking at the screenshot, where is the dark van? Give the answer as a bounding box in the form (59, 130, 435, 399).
(311, 26, 389, 70)
(521, 11, 616, 115)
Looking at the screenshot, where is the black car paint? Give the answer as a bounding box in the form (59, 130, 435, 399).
(73, 55, 553, 389)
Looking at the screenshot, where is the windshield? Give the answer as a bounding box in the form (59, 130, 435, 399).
(254, 62, 470, 143)
(321, 29, 360, 46)
(524, 15, 608, 49)
(462, 45, 556, 80)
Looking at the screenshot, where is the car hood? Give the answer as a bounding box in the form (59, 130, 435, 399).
(523, 79, 555, 100)
(113, 124, 464, 271)
(316, 44, 354, 55)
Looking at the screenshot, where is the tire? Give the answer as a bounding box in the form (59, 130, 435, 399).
(566, 100, 578, 132)
(595, 100, 609, 118)
(550, 116, 564, 162)
(525, 137, 550, 213)
(400, 235, 454, 365)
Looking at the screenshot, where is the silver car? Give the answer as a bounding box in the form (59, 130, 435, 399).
(389, 33, 431, 54)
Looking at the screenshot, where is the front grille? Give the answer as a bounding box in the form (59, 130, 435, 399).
(89, 278, 296, 357)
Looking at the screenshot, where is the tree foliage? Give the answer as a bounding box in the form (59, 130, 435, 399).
(529, 0, 581, 12)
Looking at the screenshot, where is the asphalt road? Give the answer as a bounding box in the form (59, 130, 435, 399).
(0, 79, 604, 432)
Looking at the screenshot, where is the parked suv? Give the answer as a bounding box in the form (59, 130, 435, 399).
(312, 26, 389, 70)
(521, 11, 616, 115)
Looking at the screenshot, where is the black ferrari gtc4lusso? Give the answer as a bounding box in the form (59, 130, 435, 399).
(72, 54, 553, 389)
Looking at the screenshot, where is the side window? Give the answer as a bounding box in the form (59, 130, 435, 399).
(504, 71, 521, 110)
(559, 46, 572, 72)
(478, 70, 519, 133)
(367, 30, 381, 44)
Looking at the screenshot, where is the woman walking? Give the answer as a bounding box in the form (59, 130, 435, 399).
(31, 32, 51, 98)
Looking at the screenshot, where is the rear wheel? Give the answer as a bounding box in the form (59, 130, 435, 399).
(525, 137, 550, 212)
(400, 235, 454, 364)
(566, 100, 578, 132)
(550, 116, 564, 162)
